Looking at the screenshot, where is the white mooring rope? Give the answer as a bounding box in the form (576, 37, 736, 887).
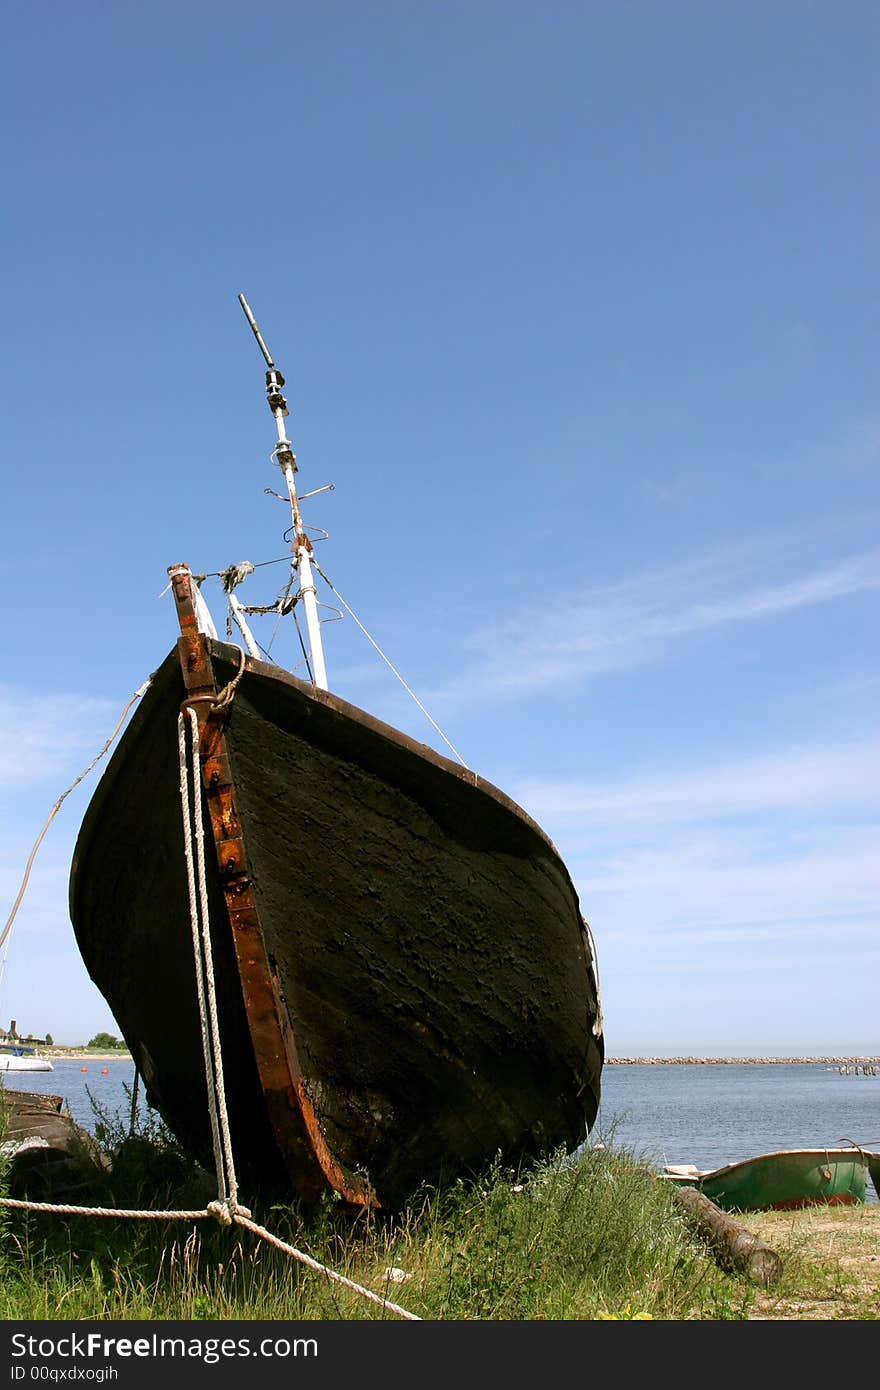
(178, 707, 240, 1210)
(0, 693, 420, 1321)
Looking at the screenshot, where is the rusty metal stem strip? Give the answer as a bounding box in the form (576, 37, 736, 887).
(167, 562, 375, 1208)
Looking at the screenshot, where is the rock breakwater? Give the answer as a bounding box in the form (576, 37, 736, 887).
(607, 1056, 880, 1066)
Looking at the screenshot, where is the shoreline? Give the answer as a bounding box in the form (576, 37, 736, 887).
(31, 1052, 880, 1066)
(39, 1050, 133, 1062)
(605, 1055, 880, 1065)
(29, 1049, 880, 1068)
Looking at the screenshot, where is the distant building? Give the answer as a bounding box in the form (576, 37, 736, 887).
(0, 1020, 49, 1046)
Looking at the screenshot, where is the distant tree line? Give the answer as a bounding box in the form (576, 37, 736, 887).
(2, 1023, 126, 1050)
(87, 1032, 127, 1050)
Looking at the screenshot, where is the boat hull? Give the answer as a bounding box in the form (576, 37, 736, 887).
(867, 1154, 880, 1202)
(70, 638, 603, 1209)
(0, 1056, 53, 1073)
(0, 1088, 107, 1202)
(663, 1149, 869, 1211)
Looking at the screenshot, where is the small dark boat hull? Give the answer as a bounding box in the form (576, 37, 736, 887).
(70, 635, 603, 1209)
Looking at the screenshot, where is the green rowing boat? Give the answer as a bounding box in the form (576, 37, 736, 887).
(660, 1147, 871, 1211)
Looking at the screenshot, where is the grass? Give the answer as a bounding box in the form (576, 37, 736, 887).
(0, 1096, 874, 1320)
(735, 1205, 880, 1320)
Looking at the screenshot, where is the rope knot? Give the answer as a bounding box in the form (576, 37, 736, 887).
(207, 1198, 251, 1226)
(207, 1199, 232, 1225)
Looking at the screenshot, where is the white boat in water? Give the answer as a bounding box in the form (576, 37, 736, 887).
(0, 1048, 53, 1073)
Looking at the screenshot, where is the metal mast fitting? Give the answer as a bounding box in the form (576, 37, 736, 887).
(238, 293, 328, 691)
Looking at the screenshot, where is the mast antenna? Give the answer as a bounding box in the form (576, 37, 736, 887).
(238, 293, 328, 690)
(238, 292, 275, 369)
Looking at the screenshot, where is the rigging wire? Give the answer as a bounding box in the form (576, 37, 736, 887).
(266, 575, 296, 657)
(312, 560, 469, 770)
(291, 605, 314, 683)
(1, 678, 153, 953)
(175, 538, 467, 768)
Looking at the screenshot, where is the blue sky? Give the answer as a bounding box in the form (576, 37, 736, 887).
(1, 3, 877, 1053)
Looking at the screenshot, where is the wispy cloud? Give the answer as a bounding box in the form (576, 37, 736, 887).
(510, 739, 880, 964)
(0, 689, 117, 787)
(434, 548, 880, 706)
(515, 738, 880, 826)
(578, 830, 878, 931)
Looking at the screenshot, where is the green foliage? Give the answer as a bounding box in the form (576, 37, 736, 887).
(388, 1147, 733, 1320)
(0, 1090, 872, 1321)
(0, 1111, 756, 1321)
(86, 1032, 124, 1050)
(705, 1285, 752, 1319)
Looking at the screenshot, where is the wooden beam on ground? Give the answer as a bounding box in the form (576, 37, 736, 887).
(672, 1186, 783, 1287)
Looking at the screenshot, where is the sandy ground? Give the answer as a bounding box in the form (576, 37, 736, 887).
(41, 1049, 133, 1060)
(738, 1205, 880, 1319)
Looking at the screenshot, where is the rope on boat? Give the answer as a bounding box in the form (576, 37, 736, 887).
(0, 706, 421, 1322)
(210, 643, 248, 711)
(312, 559, 469, 769)
(221, 1213, 420, 1318)
(178, 708, 240, 1210)
(175, 706, 420, 1316)
(219, 561, 256, 593)
(0, 1194, 420, 1320)
(583, 918, 604, 1040)
(0, 677, 154, 954)
(0, 1200, 224, 1221)
(172, 551, 467, 768)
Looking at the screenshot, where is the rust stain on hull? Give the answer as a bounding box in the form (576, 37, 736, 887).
(170, 565, 375, 1208)
(71, 569, 603, 1211)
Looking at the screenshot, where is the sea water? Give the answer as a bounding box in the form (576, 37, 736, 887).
(3, 1057, 878, 1203)
(594, 1062, 880, 1203)
(2, 1058, 145, 1136)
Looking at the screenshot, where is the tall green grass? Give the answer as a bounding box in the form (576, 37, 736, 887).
(0, 1098, 752, 1320)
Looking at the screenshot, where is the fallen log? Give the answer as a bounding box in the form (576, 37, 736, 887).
(672, 1185, 783, 1287)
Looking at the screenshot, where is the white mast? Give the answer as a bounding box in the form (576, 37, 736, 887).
(238, 293, 328, 691)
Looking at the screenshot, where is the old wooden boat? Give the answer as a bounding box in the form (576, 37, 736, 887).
(69, 296, 604, 1211)
(0, 1087, 107, 1202)
(659, 1147, 871, 1211)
